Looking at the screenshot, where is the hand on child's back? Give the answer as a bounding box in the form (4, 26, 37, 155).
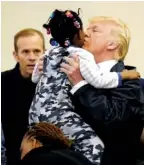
(121, 69, 141, 80)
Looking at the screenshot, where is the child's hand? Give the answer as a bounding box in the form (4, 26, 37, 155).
(121, 69, 141, 80)
(37, 55, 44, 73)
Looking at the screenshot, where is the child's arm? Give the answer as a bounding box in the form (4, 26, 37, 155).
(31, 54, 45, 83)
(80, 57, 140, 88)
(74, 49, 140, 88)
(79, 57, 120, 88)
(32, 46, 57, 83)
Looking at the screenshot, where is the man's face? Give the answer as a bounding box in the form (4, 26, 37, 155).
(83, 21, 112, 55)
(13, 35, 44, 78)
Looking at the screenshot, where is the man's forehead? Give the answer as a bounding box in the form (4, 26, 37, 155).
(17, 35, 42, 43)
(17, 35, 43, 48)
(87, 22, 104, 30)
(87, 20, 118, 30)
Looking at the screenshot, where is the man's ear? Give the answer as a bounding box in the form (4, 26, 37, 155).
(13, 51, 19, 62)
(107, 40, 119, 51)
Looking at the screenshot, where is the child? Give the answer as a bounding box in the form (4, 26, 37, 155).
(29, 9, 140, 164)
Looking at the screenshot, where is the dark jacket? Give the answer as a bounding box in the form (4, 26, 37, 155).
(1, 64, 36, 165)
(19, 146, 93, 165)
(136, 143, 144, 165)
(72, 61, 144, 165)
(137, 78, 144, 165)
(140, 79, 144, 89)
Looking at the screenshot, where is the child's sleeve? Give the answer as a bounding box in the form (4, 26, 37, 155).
(31, 54, 46, 83)
(31, 62, 42, 83)
(77, 50, 122, 89)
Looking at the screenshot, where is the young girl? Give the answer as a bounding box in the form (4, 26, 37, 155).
(29, 9, 140, 164)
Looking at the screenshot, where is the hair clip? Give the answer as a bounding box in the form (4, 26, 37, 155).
(43, 12, 54, 30)
(64, 38, 70, 47)
(46, 28, 51, 35)
(74, 20, 80, 29)
(50, 12, 54, 19)
(65, 11, 73, 18)
(50, 38, 59, 46)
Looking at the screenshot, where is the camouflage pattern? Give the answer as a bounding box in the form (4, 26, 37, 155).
(29, 47, 104, 164)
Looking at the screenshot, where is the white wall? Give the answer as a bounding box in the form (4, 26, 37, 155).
(1, 1, 144, 76)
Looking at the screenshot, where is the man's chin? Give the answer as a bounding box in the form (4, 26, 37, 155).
(26, 70, 33, 78)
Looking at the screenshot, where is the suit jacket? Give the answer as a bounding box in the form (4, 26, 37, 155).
(72, 61, 144, 165)
(140, 78, 144, 88)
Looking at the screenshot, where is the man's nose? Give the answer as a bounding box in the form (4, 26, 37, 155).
(84, 31, 89, 38)
(28, 52, 37, 61)
(85, 33, 89, 38)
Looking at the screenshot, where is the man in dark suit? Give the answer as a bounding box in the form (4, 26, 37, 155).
(1, 28, 45, 165)
(61, 16, 144, 165)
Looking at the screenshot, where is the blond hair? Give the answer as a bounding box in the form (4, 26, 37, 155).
(14, 28, 45, 52)
(89, 16, 131, 61)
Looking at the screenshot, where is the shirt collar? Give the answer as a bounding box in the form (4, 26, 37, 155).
(97, 60, 118, 72)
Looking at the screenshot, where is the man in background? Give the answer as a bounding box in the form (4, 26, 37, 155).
(1, 28, 45, 165)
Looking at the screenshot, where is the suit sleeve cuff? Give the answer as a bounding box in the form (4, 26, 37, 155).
(70, 80, 88, 95)
(118, 72, 122, 87)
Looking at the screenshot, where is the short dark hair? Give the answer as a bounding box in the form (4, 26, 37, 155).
(43, 9, 83, 47)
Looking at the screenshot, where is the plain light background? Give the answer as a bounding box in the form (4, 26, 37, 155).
(1, 1, 144, 76)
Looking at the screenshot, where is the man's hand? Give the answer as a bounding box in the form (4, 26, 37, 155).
(121, 69, 141, 80)
(60, 55, 84, 86)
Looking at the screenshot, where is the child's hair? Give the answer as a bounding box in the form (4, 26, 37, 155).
(25, 122, 71, 149)
(43, 9, 83, 47)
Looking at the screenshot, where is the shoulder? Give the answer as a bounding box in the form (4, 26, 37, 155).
(45, 46, 65, 57)
(67, 47, 94, 60)
(1, 66, 18, 87)
(1, 68, 15, 79)
(67, 46, 91, 54)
